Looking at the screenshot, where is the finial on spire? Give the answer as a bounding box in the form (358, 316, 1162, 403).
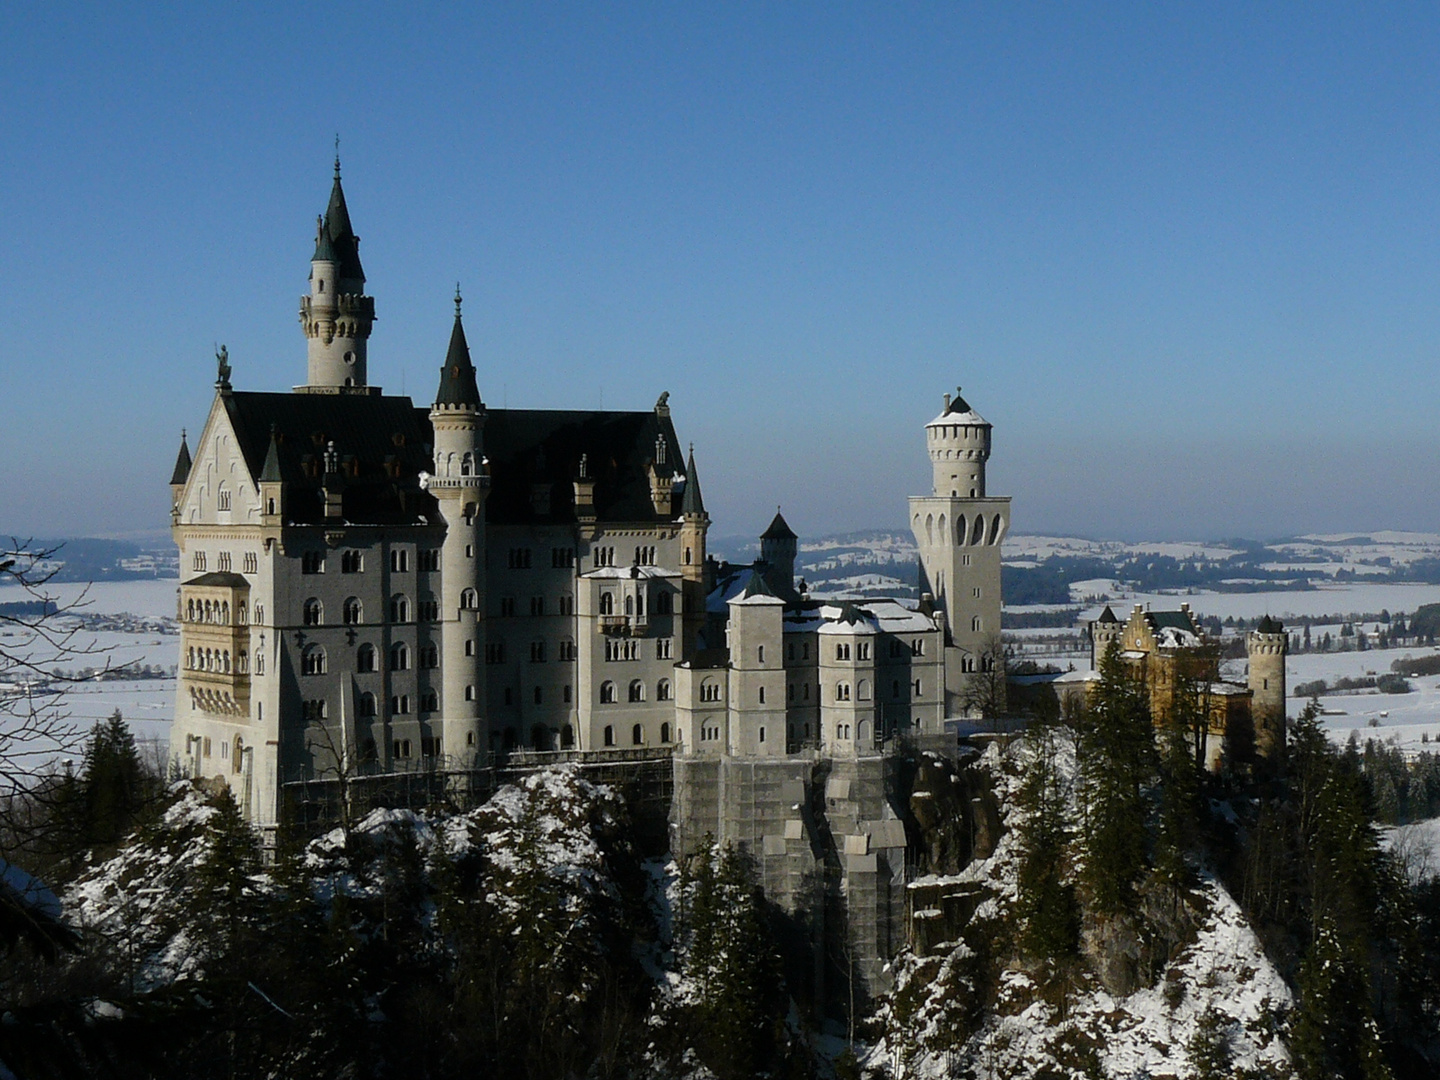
(454, 282, 462, 317)
(334, 134, 341, 177)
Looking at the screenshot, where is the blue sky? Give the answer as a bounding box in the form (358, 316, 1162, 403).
(3, 4, 1440, 542)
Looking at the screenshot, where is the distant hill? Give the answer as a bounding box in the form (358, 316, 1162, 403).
(0, 537, 179, 582)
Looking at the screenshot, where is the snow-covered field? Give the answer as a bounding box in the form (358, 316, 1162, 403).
(1075, 583, 1440, 623)
(0, 577, 178, 761)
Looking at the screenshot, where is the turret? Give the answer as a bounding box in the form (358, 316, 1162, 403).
(725, 572, 786, 756)
(299, 157, 376, 392)
(427, 289, 489, 761)
(679, 445, 710, 654)
(759, 510, 797, 596)
(1247, 615, 1287, 766)
(927, 387, 991, 498)
(258, 425, 284, 526)
(169, 430, 191, 522)
(1089, 605, 1122, 669)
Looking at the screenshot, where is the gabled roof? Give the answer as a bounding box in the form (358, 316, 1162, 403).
(761, 511, 796, 541)
(681, 446, 705, 516)
(434, 307, 482, 408)
(730, 569, 784, 606)
(1146, 610, 1195, 633)
(184, 572, 250, 589)
(170, 432, 192, 486)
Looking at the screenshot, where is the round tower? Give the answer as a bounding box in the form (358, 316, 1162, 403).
(428, 290, 489, 762)
(1089, 605, 1122, 669)
(927, 387, 992, 498)
(759, 510, 798, 594)
(678, 446, 710, 654)
(300, 158, 375, 391)
(1247, 615, 1287, 765)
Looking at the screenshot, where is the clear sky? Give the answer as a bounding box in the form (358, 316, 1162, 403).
(3, 4, 1440, 543)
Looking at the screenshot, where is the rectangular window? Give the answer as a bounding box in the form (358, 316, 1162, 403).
(420, 644, 439, 668)
(836, 643, 851, 661)
(215, 551, 231, 572)
(500, 598, 516, 617)
(530, 596, 544, 616)
(486, 642, 505, 664)
(530, 641, 546, 663)
(656, 637, 673, 660)
(465, 685, 476, 701)
(390, 549, 410, 573)
(242, 552, 258, 574)
(857, 642, 869, 661)
(302, 699, 327, 721)
(551, 547, 576, 568)
(559, 640, 577, 661)
(465, 639, 475, 657)
(465, 543, 474, 558)
(217, 490, 231, 511)
(302, 551, 324, 574)
(390, 694, 410, 715)
(418, 549, 440, 571)
(911, 639, 924, 656)
(393, 739, 412, 759)
(508, 548, 533, 570)
(558, 595, 574, 616)
(593, 546, 615, 568)
(192, 551, 207, 571)
(418, 599, 439, 622)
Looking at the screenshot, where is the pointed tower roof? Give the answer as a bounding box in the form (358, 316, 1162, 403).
(761, 510, 796, 541)
(259, 425, 283, 483)
(170, 431, 192, 486)
(730, 568, 783, 605)
(317, 158, 365, 282)
(434, 288, 483, 408)
(1096, 605, 1120, 625)
(681, 445, 705, 516)
(311, 214, 337, 262)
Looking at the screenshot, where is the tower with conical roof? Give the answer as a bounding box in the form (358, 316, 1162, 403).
(908, 388, 1012, 716)
(759, 510, 798, 595)
(1247, 615, 1287, 765)
(299, 157, 376, 392)
(679, 445, 710, 653)
(428, 288, 490, 761)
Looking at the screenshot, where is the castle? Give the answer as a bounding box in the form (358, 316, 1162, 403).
(167, 163, 1007, 835)
(1063, 602, 1287, 768)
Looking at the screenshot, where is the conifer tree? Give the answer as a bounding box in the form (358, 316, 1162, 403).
(1076, 641, 1156, 915)
(1014, 721, 1079, 973)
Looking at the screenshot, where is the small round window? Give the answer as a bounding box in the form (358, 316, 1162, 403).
(344, 351, 357, 365)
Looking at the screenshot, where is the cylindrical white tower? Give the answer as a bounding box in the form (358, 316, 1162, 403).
(927, 389, 992, 498)
(1247, 616, 1288, 766)
(300, 161, 374, 391)
(429, 293, 488, 762)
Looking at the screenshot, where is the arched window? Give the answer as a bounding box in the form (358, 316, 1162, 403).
(236, 651, 248, 674)
(656, 590, 672, 615)
(357, 644, 377, 672)
(624, 595, 634, 616)
(657, 678, 672, 701)
(222, 651, 231, 673)
(343, 597, 362, 625)
(461, 452, 473, 476)
(221, 602, 229, 623)
(358, 692, 377, 717)
(628, 679, 644, 702)
(460, 588, 477, 610)
(837, 682, 851, 701)
(254, 603, 264, 624)
(971, 515, 985, 545)
(232, 735, 244, 774)
(390, 642, 410, 671)
(236, 601, 247, 625)
(701, 678, 720, 702)
(971, 615, 982, 633)
(603, 725, 615, 747)
(531, 724, 549, 751)
(186, 599, 195, 621)
(303, 598, 323, 626)
(533, 686, 543, 705)
(990, 513, 1004, 545)
(390, 595, 410, 623)
(857, 679, 871, 701)
(858, 720, 871, 745)
(632, 723, 643, 746)
(302, 645, 326, 675)
(925, 513, 934, 546)
(421, 690, 438, 711)
(599, 592, 614, 615)
(660, 722, 671, 744)
(600, 681, 616, 703)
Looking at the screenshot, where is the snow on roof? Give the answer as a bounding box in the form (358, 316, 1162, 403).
(1153, 626, 1203, 649)
(583, 564, 679, 581)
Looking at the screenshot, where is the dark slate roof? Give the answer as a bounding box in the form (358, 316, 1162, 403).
(222, 392, 437, 526)
(761, 511, 796, 541)
(311, 215, 337, 263)
(681, 447, 705, 516)
(318, 170, 364, 283)
(170, 433, 192, 486)
(1257, 614, 1283, 634)
(1095, 605, 1120, 625)
(259, 426, 283, 483)
(736, 569, 778, 600)
(484, 408, 683, 526)
(1146, 610, 1196, 632)
(184, 572, 250, 588)
(434, 312, 482, 408)
(684, 647, 730, 670)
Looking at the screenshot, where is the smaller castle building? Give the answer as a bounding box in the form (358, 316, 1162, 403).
(1062, 603, 1286, 770)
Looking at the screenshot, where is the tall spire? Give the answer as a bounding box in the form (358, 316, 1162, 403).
(300, 155, 375, 392)
(681, 444, 706, 516)
(434, 286, 482, 408)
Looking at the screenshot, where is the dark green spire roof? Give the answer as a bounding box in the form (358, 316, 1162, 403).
(681, 446, 705, 516)
(314, 163, 365, 282)
(434, 292, 482, 408)
(761, 511, 796, 541)
(259, 425, 283, 483)
(311, 214, 337, 262)
(170, 431, 192, 486)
